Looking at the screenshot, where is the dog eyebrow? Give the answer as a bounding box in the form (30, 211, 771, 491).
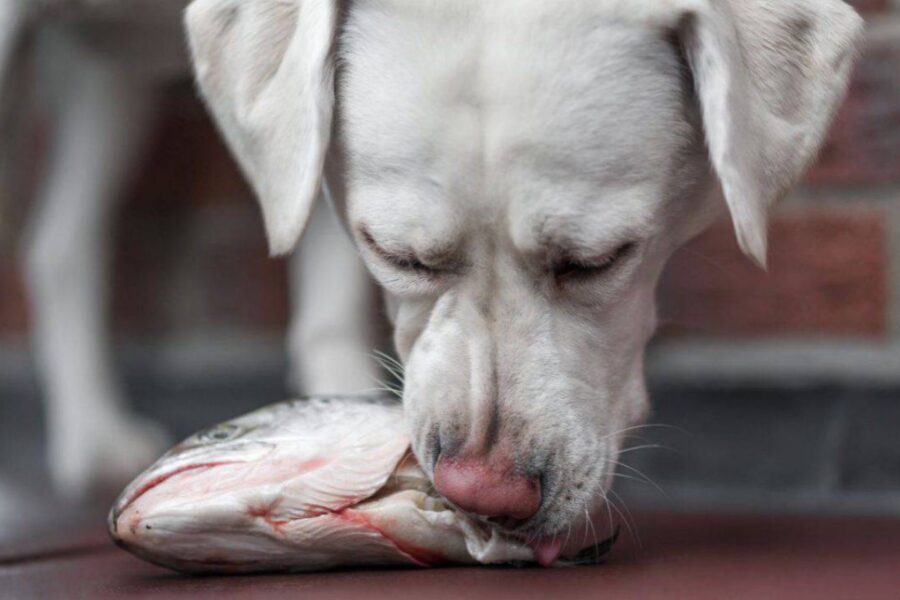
(536, 240, 630, 268)
(528, 220, 639, 264)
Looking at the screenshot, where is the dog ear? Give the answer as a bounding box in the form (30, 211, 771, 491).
(185, 0, 338, 255)
(678, 0, 862, 267)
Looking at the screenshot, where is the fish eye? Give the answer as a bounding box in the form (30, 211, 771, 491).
(199, 423, 242, 443)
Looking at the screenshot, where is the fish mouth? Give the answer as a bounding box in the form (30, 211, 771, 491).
(109, 461, 236, 537)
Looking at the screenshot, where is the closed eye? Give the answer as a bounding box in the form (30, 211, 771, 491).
(360, 227, 435, 276)
(551, 242, 636, 283)
(383, 253, 434, 274)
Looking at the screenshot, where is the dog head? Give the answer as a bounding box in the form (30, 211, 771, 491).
(186, 0, 861, 554)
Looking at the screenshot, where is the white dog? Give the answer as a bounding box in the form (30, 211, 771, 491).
(8, 0, 861, 560)
(185, 0, 861, 560)
(2, 0, 380, 498)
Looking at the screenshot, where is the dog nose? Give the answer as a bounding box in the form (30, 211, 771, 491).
(433, 455, 541, 521)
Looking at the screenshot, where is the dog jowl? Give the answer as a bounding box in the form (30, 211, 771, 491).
(186, 0, 862, 561)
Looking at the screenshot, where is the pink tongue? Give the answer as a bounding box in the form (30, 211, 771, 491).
(530, 537, 564, 567)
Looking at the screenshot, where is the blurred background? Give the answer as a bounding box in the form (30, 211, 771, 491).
(0, 0, 898, 545)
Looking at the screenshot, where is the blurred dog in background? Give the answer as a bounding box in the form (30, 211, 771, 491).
(1, 0, 380, 499)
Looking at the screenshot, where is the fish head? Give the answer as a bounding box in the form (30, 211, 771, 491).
(109, 397, 410, 570)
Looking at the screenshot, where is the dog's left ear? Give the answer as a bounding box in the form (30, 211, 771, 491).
(185, 0, 338, 255)
(677, 0, 862, 267)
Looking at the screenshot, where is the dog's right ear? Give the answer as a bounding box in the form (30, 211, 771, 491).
(185, 0, 338, 255)
(674, 0, 862, 268)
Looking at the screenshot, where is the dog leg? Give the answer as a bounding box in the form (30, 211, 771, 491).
(287, 198, 382, 395)
(22, 29, 169, 499)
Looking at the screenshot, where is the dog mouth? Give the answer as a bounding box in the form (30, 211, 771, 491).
(449, 467, 616, 557)
(529, 529, 620, 567)
(409, 410, 620, 559)
(521, 493, 621, 565)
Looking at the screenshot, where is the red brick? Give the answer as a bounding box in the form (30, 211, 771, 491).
(0, 218, 288, 341)
(201, 234, 290, 332)
(807, 34, 900, 184)
(112, 205, 288, 336)
(111, 208, 179, 333)
(658, 208, 888, 338)
(128, 84, 253, 210)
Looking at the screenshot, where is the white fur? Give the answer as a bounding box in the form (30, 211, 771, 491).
(185, 0, 338, 255)
(683, 0, 862, 266)
(187, 0, 861, 540)
(289, 193, 380, 394)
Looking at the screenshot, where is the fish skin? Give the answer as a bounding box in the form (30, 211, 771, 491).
(109, 395, 609, 573)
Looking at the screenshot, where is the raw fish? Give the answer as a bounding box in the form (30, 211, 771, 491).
(110, 396, 614, 573)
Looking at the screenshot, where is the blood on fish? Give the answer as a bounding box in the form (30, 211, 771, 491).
(334, 509, 447, 566)
(306, 495, 368, 515)
(296, 456, 330, 474)
(247, 500, 290, 533)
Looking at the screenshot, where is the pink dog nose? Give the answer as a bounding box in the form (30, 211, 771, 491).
(433, 456, 541, 521)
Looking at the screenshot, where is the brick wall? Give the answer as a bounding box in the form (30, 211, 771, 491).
(660, 1, 900, 346)
(1, 3, 898, 363)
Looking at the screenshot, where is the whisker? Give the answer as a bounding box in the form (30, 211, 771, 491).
(584, 501, 601, 564)
(358, 372, 404, 398)
(607, 488, 641, 550)
(618, 443, 674, 455)
(356, 386, 402, 398)
(607, 459, 670, 499)
(379, 362, 406, 386)
(372, 349, 406, 372)
(610, 472, 650, 485)
(599, 423, 690, 444)
(380, 360, 405, 381)
(601, 488, 615, 547)
(608, 502, 637, 555)
(582, 505, 591, 553)
(372, 348, 403, 365)
(367, 351, 407, 386)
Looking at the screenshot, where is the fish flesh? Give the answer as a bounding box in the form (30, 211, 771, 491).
(110, 396, 615, 573)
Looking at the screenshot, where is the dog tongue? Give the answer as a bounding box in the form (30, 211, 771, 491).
(530, 537, 564, 567)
